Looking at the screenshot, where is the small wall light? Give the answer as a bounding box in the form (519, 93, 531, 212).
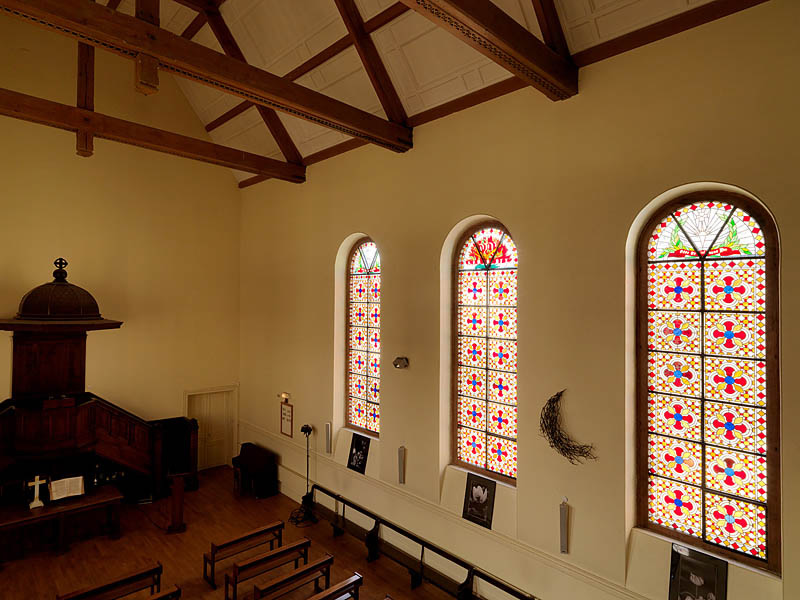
(392, 357, 409, 369)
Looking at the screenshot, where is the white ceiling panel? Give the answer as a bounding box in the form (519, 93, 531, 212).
(556, 0, 718, 53)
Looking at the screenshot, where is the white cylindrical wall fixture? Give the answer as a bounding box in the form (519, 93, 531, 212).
(398, 445, 406, 484)
(325, 422, 332, 454)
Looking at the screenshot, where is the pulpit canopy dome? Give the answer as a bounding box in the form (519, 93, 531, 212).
(18, 258, 101, 320)
(0, 258, 122, 332)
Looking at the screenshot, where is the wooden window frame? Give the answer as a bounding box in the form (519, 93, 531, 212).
(636, 190, 781, 574)
(451, 220, 518, 487)
(345, 237, 381, 437)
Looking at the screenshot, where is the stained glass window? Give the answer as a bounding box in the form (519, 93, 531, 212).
(455, 225, 518, 480)
(347, 240, 381, 434)
(641, 198, 779, 570)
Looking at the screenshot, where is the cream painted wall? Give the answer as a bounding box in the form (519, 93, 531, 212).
(0, 16, 241, 419)
(239, 1, 799, 599)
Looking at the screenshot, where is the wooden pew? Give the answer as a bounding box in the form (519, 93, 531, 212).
(252, 554, 333, 600)
(224, 537, 311, 600)
(203, 520, 284, 588)
(306, 573, 363, 600)
(151, 586, 181, 599)
(56, 561, 162, 599)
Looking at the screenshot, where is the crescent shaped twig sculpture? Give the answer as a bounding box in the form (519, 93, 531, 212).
(540, 389, 597, 464)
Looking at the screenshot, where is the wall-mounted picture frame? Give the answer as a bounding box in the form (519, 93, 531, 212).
(280, 401, 293, 438)
(462, 472, 496, 529)
(668, 544, 728, 600)
(347, 433, 370, 474)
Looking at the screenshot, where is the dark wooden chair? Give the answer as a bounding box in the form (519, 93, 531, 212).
(55, 561, 162, 599)
(306, 573, 363, 600)
(203, 520, 284, 588)
(232, 442, 278, 498)
(223, 537, 311, 600)
(151, 585, 181, 599)
(252, 554, 333, 600)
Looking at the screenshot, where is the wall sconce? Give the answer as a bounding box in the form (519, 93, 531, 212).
(392, 357, 409, 369)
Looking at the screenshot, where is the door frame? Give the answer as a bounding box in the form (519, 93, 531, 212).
(183, 384, 239, 467)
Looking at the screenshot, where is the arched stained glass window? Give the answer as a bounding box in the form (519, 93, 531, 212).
(454, 224, 518, 481)
(347, 239, 381, 434)
(639, 193, 780, 573)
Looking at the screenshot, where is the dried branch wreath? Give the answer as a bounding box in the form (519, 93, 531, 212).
(540, 390, 597, 465)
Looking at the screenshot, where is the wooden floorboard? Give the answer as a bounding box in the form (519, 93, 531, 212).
(0, 467, 451, 600)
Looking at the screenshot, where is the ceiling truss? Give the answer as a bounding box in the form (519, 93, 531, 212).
(0, 0, 771, 186)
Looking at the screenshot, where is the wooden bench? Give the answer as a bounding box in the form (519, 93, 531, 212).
(223, 537, 311, 600)
(56, 561, 162, 600)
(203, 520, 284, 588)
(252, 554, 333, 600)
(306, 573, 363, 600)
(151, 586, 181, 599)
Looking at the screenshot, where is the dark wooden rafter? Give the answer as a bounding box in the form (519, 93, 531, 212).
(203, 7, 303, 164)
(398, 0, 576, 100)
(134, 0, 160, 94)
(205, 3, 409, 133)
(0, 0, 412, 152)
(105, 0, 121, 9)
(571, 0, 771, 67)
(530, 0, 569, 58)
(76, 41, 95, 156)
(334, 0, 406, 124)
(238, 77, 524, 188)
(0, 87, 306, 182)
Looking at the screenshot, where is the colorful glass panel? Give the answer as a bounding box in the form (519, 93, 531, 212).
(648, 434, 703, 486)
(644, 204, 772, 562)
(347, 240, 381, 434)
(455, 226, 518, 479)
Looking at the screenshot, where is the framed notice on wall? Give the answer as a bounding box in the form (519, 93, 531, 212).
(280, 402, 293, 438)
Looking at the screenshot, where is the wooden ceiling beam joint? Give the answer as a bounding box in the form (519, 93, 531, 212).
(0, 0, 412, 152)
(398, 0, 576, 100)
(0, 86, 306, 182)
(530, 0, 570, 58)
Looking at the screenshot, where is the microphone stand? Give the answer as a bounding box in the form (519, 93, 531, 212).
(290, 424, 317, 525)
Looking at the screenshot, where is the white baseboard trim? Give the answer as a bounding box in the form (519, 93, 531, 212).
(239, 419, 649, 600)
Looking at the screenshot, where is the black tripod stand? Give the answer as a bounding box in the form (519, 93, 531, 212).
(289, 424, 317, 526)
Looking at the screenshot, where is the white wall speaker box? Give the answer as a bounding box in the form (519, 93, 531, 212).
(325, 422, 332, 454)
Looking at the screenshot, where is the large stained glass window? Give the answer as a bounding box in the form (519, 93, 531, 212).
(455, 224, 518, 481)
(347, 240, 381, 434)
(640, 195, 779, 572)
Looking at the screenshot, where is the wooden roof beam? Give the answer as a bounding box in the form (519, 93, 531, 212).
(0, 86, 306, 182)
(0, 0, 412, 152)
(334, 0, 407, 124)
(398, 0, 576, 100)
(204, 2, 409, 133)
(530, 0, 570, 58)
(203, 7, 303, 165)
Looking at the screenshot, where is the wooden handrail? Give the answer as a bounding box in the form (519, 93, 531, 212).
(311, 484, 538, 600)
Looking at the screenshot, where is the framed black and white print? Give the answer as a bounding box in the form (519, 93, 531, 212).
(669, 544, 728, 600)
(462, 472, 496, 529)
(347, 433, 370, 475)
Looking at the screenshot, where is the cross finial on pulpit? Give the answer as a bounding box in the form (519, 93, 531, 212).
(27, 475, 45, 509)
(52, 257, 69, 282)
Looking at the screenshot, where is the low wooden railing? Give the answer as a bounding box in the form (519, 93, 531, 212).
(311, 484, 538, 600)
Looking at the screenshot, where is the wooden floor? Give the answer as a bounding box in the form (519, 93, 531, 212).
(0, 467, 452, 600)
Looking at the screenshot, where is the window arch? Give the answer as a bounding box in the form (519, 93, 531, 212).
(454, 223, 518, 481)
(637, 192, 780, 572)
(346, 239, 381, 434)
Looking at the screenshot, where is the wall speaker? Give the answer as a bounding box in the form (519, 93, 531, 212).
(325, 422, 332, 454)
(560, 498, 569, 554)
(398, 446, 406, 484)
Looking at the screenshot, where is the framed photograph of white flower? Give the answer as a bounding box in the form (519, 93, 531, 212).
(462, 473, 496, 529)
(669, 544, 728, 600)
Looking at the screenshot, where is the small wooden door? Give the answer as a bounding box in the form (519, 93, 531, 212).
(187, 389, 235, 470)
